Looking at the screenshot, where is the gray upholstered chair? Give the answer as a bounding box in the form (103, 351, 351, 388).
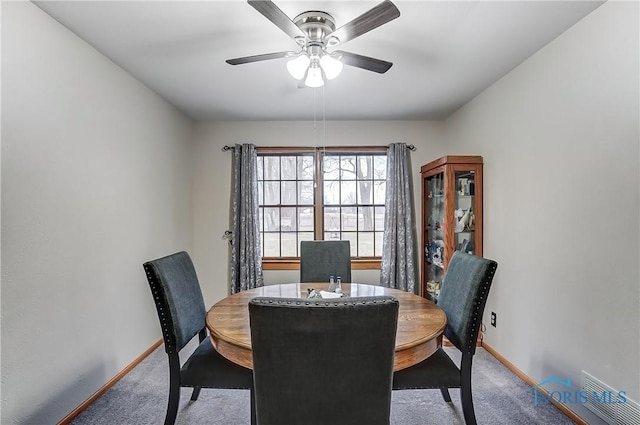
(299, 240, 352, 283)
(249, 296, 399, 425)
(392, 251, 498, 425)
(143, 251, 255, 425)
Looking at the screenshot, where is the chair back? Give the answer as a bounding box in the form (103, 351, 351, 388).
(438, 251, 498, 355)
(300, 240, 352, 283)
(249, 296, 399, 425)
(143, 251, 206, 354)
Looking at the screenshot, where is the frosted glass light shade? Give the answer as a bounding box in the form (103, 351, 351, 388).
(287, 55, 310, 80)
(320, 55, 343, 80)
(305, 65, 324, 87)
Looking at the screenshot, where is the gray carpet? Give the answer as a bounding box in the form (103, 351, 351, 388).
(71, 344, 574, 424)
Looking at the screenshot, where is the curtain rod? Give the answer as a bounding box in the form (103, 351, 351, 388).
(222, 144, 416, 152)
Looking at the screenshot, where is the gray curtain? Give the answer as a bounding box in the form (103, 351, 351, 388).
(230, 143, 264, 293)
(380, 143, 418, 293)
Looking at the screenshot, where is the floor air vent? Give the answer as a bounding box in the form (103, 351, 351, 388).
(582, 371, 640, 425)
(617, 397, 640, 425)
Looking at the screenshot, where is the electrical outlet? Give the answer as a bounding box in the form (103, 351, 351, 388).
(490, 312, 497, 327)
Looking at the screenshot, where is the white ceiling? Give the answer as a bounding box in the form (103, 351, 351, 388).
(34, 1, 604, 121)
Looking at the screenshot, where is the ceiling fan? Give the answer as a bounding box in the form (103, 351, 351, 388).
(226, 0, 401, 87)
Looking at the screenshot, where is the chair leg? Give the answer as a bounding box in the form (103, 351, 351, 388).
(191, 386, 202, 401)
(165, 354, 181, 425)
(191, 330, 206, 402)
(440, 388, 452, 402)
(250, 384, 257, 425)
(460, 354, 477, 425)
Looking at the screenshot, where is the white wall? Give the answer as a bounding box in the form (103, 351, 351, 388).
(445, 1, 639, 421)
(1, 3, 193, 424)
(191, 120, 445, 305)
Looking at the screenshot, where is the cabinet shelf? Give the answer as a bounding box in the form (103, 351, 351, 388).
(455, 228, 476, 233)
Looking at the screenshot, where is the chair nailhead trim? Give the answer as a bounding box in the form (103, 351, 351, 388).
(144, 263, 176, 353)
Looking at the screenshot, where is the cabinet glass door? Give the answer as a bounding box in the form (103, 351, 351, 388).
(425, 173, 444, 300)
(454, 170, 476, 255)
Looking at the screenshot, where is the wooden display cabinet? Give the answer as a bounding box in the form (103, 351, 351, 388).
(420, 156, 483, 300)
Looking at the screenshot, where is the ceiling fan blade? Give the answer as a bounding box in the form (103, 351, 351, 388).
(335, 51, 393, 74)
(248, 0, 305, 40)
(226, 51, 294, 65)
(327, 0, 400, 45)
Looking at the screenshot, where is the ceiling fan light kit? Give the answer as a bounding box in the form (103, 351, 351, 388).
(286, 54, 310, 80)
(227, 0, 400, 88)
(287, 50, 343, 87)
(305, 62, 324, 88)
(319, 54, 343, 80)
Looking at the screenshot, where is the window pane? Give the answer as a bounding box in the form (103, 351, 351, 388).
(357, 180, 373, 204)
(264, 182, 280, 205)
(257, 156, 264, 180)
(359, 207, 374, 231)
(281, 207, 296, 231)
(341, 232, 357, 256)
(324, 180, 340, 205)
(298, 207, 314, 232)
(374, 155, 386, 179)
(258, 207, 264, 231)
(257, 181, 264, 205)
(341, 181, 356, 204)
(263, 233, 280, 257)
(281, 233, 297, 256)
(298, 156, 314, 180)
(299, 232, 314, 242)
(374, 181, 386, 204)
(298, 181, 314, 204)
(324, 231, 341, 241)
(375, 206, 385, 231)
(263, 156, 280, 179)
(358, 232, 374, 257)
(281, 181, 296, 204)
(340, 156, 356, 180)
(298, 232, 314, 255)
(281, 156, 297, 180)
(324, 207, 340, 231)
(263, 207, 280, 231)
(357, 156, 373, 179)
(341, 207, 357, 231)
(375, 231, 384, 256)
(323, 156, 340, 180)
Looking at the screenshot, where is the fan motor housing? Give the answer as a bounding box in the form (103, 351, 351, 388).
(293, 11, 337, 45)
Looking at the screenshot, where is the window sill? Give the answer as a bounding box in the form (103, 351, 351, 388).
(262, 258, 381, 271)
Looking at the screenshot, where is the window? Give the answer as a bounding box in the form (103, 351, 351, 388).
(257, 152, 316, 258)
(256, 147, 387, 269)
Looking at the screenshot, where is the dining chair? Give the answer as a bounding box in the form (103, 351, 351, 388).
(299, 240, 352, 283)
(249, 296, 399, 425)
(392, 251, 498, 425)
(143, 251, 255, 425)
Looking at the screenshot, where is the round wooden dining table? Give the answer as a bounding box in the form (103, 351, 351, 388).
(206, 282, 447, 372)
